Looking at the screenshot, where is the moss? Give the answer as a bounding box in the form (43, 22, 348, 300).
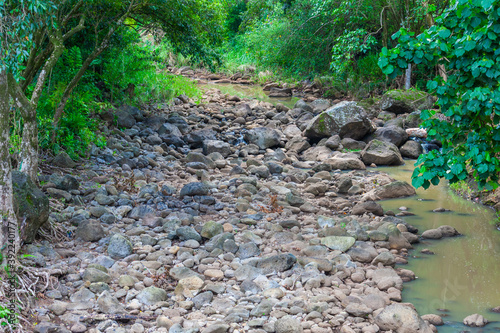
(317, 115, 327, 133)
(385, 89, 427, 103)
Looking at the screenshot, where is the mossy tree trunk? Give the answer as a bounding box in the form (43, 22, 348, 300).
(0, 70, 20, 262)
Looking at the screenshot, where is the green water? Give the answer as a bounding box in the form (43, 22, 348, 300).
(199, 82, 300, 109)
(378, 163, 500, 332)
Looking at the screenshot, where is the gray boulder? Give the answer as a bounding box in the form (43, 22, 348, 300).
(375, 304, 433, 333)
(180, 182, 210, 198)
(275, 316, 303, 333)
(97, 291, 125, 314)
(256, 254, 297, 274)
(352, 201, 384, 216)
(370, 126, 408, 147)
(136, 287, 168, 305)
(304, 101, 372, 140)
(76, 219, 105, 242)
(400, 140, 423, 159)
(107, 234, 133, 259)
(13, 171, 49, 243)
(362, 180, 416, 201)
(361, 139, 404, 166)
(203, 140, 232, 157)
(244, 127, 281, 149)
(52, 152, 76, 168)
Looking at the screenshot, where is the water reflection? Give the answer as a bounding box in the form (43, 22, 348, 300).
(378, 163, 500, 332)
(199, 83, 300, 109)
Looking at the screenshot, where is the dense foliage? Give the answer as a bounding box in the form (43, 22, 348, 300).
(220, 0, 448, 86)
(379, 0, 500, 190)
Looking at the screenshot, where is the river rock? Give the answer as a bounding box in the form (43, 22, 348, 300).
(463, 313, 488, 327)
(371, 268, 403, 290)
(375, 304, 433, 332)
(438, 225, 459, 237)
(97, 291, 125, 314)
(320, 236, 355, 252)
(52, 151, 77, 168)
(421, 228, 442, 239)
(136, 287, 168, 305)
(76, 219, 105, 242)
(362, 180, 416, 201)
(180, 182, 210, 198)
(244, 127, 281, 149)
(202, 323, 230, 333)
(380, 89, 434, 114)
(421, 314, 444, 326)
(269, 87, 292, 97)
(12, 171, 50, 243)
(275, 316, 303, 333)
(203, 140, 231, 157)
(370, 126, 409, 147)
(352, 201, 383, 216)
(256, 254, 296, 274)
(326, 157, 366, 170)
(361, 139, 404, 166)
(400, 140, 423, 159)
(107, 234, 133, 259)
(372, 251, 396, 266)
(304, 101, 371, 140)
(201, 221, 224, 239)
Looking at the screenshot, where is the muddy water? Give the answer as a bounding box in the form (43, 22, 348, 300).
(200, 82, 299, 109)
(378, 163, 500, 332)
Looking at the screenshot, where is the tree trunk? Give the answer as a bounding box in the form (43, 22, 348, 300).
(8, 74, 40, 183)
(405, 63, 412, 90)
(0, 70, 19, 264)
(382, 7, 388, 48)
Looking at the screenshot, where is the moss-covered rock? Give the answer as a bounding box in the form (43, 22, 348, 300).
(12, 171, 49, 243)
(304, 101, 372, 140)
(380, 89, 435, 114)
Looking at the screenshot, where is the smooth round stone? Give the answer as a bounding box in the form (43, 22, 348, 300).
(183, 240, 200, 249)
(204, 269, 224, 280)
(262, 288, 285, 299)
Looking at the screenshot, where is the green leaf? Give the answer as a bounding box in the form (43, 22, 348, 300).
(481, 0, 495, 10)
(382, 64, 394, 75)
(438, 29, 451, 38)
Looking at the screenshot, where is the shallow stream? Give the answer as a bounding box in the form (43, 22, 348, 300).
(202, 81, 500, 331)
(378, 164, 500, 332)
(200, 82, 299, 109)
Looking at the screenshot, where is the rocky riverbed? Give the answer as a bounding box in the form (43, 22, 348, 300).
(24, 87, 476, 333)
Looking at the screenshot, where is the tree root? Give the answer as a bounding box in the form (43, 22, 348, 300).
(0, 264, 60, 332)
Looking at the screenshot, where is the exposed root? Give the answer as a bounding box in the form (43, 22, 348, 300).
(0, 264, 56, 333)
(37, 217, 68, 243)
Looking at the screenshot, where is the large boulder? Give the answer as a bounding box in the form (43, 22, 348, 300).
(380, 89, 435, 114)
(203, 140, 232, 157)
(326, 157, 366, 170)
(400, 140, 423, 159)
(304, 101, 372, 140)
(12, 171, 49, 243)
(115, 105, 143, 128)
(244, 127, 281, 149)
(361, 139, 404, 166)
(107, 234, 133, 259)
(362, 180, 416, 201)
(375, 304, 433, 333)
(369, 126, 408, 147)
